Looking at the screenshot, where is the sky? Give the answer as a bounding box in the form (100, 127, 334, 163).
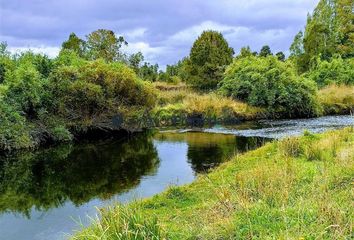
(0, 0, 319, 68)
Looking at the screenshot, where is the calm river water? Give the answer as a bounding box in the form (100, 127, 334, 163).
(0, 115, 352, 240)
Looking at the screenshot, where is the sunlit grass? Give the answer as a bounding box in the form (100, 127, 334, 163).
(72, 205, 167, 240)
(319, 84, 354, 115)
(152, 82, 265, 125)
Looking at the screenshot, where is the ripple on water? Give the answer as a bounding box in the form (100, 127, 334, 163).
(204, 115, 354, 139)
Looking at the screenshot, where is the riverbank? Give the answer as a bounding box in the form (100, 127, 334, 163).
(72, 127, 353, 239)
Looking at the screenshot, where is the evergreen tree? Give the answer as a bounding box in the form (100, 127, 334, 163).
(259, 45, 273, 57)
(187, 31, 234, 90)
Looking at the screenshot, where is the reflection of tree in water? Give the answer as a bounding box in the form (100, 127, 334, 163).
(0, 133, 159, 217)
(187, 136, 269, 173)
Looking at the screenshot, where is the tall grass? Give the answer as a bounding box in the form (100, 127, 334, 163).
(72, 205, 167, 240)
(319, 84, 354, 115)
(152, 82, 265, 125)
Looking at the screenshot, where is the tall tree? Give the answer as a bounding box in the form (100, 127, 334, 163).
(275, 52, 286, 61)
(128, 52, 144, 74)
(290, 31, 305, 57)
(336, 0, 354, 57)
(259, 45, 273, 57)
(187, 30, 234, 89)
(86, 29, 127, 62)
(292, 0, 354, 72)
(61, 33, 86, 57)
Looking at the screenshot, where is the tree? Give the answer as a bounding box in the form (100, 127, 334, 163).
(61, 33, 86, 57)
(336, 0, 354, 57)
(0, 42, 12, 84)
(187, 31, 234, 90)
(290, 31, 304, 57)
(128, 52, 144, 74)
(291, 0, 354, 73)
(259, 45, 272, 57)
(305, 56, 354, 87)
(276, 52, 286, 61)
(139, 62, 159, 81)
(239, 46, 253, 58)
(86, 29, 127, 62)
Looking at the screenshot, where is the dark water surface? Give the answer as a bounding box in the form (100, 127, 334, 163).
(0, 131, 267, 240)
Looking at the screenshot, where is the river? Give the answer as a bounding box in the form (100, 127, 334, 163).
(0, 115, 352, 240)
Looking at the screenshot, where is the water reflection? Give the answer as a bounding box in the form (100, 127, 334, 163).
(0, 133, 159, 217)
(155, 132, 267, 173)
(0, 131, 267, 240)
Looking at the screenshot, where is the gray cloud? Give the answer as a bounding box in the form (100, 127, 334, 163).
(0, 0, 319, 67)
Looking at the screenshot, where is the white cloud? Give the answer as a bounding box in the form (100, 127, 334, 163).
(124, 28, 147, 40)
(169, 21, 249, 45)
(8, 46, 60, 58)
(123, 41, 166, 63)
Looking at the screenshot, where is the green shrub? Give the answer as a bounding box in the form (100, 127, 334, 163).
(50, 126, 73, 142)
(306, 57, 354, 87)
(4, 61, 46, 118)
(218, 56, 321, 118)
(0, 102, 33, 151)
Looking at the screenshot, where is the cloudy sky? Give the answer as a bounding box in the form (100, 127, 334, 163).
(0, 0, 319, 67)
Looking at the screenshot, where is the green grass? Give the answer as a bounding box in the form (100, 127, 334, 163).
(72, 127, 354, 239)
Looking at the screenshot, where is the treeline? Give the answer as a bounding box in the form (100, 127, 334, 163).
(0, 0, 353, 151)
(158, 0, 353, 116)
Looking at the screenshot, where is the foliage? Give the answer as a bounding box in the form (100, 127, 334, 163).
(0, 102, 33, 151)
(218, 55, 321, 118)
(0, 43, 156, 151)
(186, 31, 234, 89)
(140, 62, 159, 82)
(3, 60, 47, 118)
(275, 51, 285, 61)
(305, 56, 354, 87)
(291, 0, 354, 72)
(259, 45, 273, 57)
(73, 128, 354, 239)
(61, 33, 86, 57)
(128, 51, 144, 73)
(86, 29, 127, 62)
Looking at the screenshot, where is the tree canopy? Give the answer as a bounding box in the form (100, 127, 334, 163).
(186, 30, 234, 90)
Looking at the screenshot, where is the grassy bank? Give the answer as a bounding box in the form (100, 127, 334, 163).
(152, 82, 266, 126)
(318, 85, 354, 115)
(72, 127, 354, 239)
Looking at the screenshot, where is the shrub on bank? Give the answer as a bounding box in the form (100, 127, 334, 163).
(306, 57, 354, 87)
(218, 55, 321, 118)
(0, 50, 157, 152)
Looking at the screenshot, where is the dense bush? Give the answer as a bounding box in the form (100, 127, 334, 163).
(305, 57, 354, 87)
(0, 49, 156, 151)
(0, 101, 33, 151)
(218, 56, 321, 118)
(50, 59, 156, 117)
